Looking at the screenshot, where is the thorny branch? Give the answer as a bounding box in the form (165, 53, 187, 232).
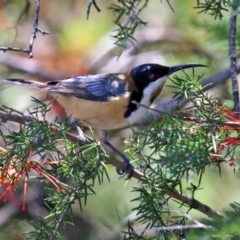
(0, 0, 49, 58)
(0, 109, 224, 219)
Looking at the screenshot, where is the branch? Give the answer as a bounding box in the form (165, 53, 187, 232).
(229, 0, 240, 111)
(168, 191, 223, 219)
(0, 110, 82, 145)
(0, 110, 224, 219)
(0, 0, 49, 58)
(86, 0, 101, 19)
(200, 60, 240, 91)
(137, 223, 212, 232)
(166, 0, 174, 12)
(0, 47, 30, 54)
(28, 0, 43, 58)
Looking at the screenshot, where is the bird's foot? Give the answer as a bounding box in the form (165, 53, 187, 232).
(70, 118, 91, 143)
(103, 137, 134, 178)
(116, 156, 134, 179)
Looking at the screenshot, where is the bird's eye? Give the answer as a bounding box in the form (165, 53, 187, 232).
(149, 73, 160, 81)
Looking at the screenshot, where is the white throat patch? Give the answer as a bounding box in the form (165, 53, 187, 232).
(126, 76, 168, 125)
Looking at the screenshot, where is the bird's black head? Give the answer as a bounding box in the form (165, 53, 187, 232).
(124, 63, 206, 119)
(130, 63, 207, 92)
(130, 64, 169, 92)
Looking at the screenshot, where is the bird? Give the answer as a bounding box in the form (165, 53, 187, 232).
(2, 63, 206, 176)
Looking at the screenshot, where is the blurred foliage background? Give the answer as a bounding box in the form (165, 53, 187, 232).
(0, 0, 239, 239)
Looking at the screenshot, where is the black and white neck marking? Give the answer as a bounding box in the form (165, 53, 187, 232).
(123, 62, 207, 125)
(125, 75, 168, 124)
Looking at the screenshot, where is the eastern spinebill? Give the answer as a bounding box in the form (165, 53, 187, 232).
(2, 63, 206, 176)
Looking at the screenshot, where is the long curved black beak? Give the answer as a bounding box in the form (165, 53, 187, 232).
(168, 63, 208, 75)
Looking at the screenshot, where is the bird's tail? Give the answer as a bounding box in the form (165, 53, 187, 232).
(2, 79, 50, 90)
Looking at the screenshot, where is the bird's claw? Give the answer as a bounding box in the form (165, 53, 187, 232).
(116, 158, 134, 178)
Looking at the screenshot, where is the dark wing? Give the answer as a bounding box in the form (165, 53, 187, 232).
(46, 74, 130, 102)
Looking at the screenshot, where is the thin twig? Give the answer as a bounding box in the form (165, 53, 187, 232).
(36, 27, 49, 35)
(162, 204, 205, 225)
(28, 0, 41, 58)
(0, 0, 48, 57)
(86, 0, 101, 20)
(136, 223, 212, 232)
(168, 190, 223, 219)
(229, 0, 240, 111)
(0, 47, 29, 54)
(132, 100, 163, 114)
(166, 0, 174, 12)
